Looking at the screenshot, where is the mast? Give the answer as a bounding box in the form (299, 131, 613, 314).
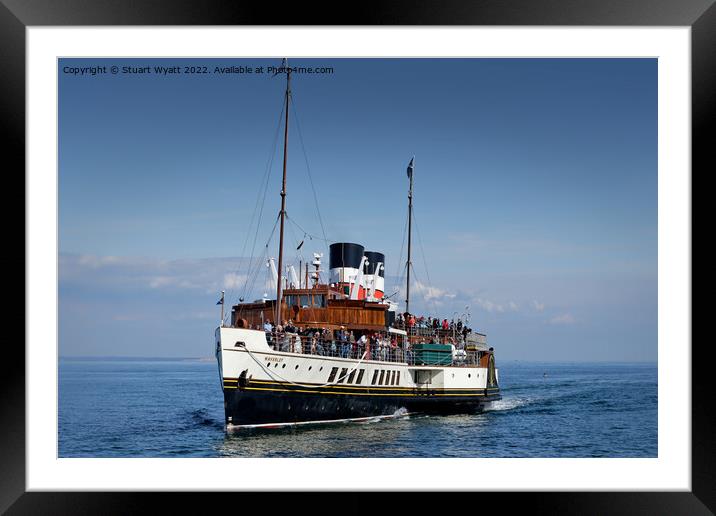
(275, 60, 291, 328)
(406, 157, 414, 315)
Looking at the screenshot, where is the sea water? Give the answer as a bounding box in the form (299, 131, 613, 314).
(58, 358, 656, 457)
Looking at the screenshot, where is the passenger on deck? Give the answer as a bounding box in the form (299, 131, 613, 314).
(280, 332, 290, 352)
(326, 328, 335, 356)
(340, 331, 349, 358)
(349, 331, 357, 358)
(405, 341, 413, 364)
(442, 318, 449, 331)
(264, 320, 273, 333)
(358, 333, 367, 358)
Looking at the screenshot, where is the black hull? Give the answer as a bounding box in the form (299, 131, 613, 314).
(223, 382, 501, 427)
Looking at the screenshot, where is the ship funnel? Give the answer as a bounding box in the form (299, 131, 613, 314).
(363, 251, 385, 299)
(329, 242, 365, 298)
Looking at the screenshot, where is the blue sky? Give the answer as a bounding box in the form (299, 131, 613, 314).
(59, 58, 657, 361)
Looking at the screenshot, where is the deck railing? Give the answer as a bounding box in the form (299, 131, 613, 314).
(264, 332, 481, 367)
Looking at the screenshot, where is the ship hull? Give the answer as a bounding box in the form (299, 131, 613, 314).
(223, 379, 501, 428)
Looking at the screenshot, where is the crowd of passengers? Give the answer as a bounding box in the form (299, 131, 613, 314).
(254, 312, 477, 363)
(394, 313, 473, 341)
(260, 321, 402, 360)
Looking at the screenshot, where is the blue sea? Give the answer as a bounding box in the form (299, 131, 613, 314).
(58, 359, 657, 457)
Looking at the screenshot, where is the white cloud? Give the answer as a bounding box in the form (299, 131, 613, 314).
(550, 313, 576, 325)
(223, 272, 245, 289)
(77, 254, 125, 268)
(61, 253, 250, 295)
(532, 300, 546, 312)
(412, 281, 456, 302)
(473, 297, 519, 313)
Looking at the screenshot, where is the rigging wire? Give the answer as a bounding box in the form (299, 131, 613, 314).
(290, 96, 330, 255)
(411, 206, 440, 317)
(225, 97, 286, 309)
(285, 213, 306, 285)
(285, 213, 330, 243)
(233, 99, 286, 308)
(407, 261, 438, 318)
(395, 206, 409, 281)
(238, 212, 281, 319)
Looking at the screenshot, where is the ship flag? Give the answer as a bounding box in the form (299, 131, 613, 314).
(216, 297, 224, 305)
(407, 157, 415, 178)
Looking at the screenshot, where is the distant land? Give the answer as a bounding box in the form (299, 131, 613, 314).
(59, 356, 655, 365)
(59, 356, 214, 362)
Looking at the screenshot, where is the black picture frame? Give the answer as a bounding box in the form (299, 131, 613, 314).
(3, 0, 708, 513)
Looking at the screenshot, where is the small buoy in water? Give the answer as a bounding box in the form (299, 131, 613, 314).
(543, 372, 547, 377)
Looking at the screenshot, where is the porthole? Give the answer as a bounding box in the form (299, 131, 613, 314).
(295, 365, 299, 369)
(319, 367, 323, 371)
(309, 366, 312, 371)
(282, 364, 286, 368)
(468, 374, 471, 378)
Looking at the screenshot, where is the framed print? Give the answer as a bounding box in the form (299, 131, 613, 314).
(4, 0, 710, 513)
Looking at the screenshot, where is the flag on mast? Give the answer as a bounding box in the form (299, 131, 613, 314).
(407, 156, 415, 178)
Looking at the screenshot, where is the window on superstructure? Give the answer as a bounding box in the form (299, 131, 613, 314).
(327, 367, 338, 383)
(337, 368, 348, 383)
(356, 369, 365, 384)
(371, 370, 379, 385)
(300, 295, 310, 308)
(347, 369, 356, 384)
(396, 371, 400, 385)
(286, 295, 298, 307)
(390, 371, 396, 385)
(378, 370, 385, 385)
(313, 295, 326, 308)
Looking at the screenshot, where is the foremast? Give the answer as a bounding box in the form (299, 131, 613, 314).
(275, 60, 292, 327)
(405, 157, 415, 315)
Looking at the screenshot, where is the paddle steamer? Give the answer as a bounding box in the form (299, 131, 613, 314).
(214, 61, 501, 429)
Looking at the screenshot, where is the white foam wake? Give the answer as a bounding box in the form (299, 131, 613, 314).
(484, 397, 530, 412)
